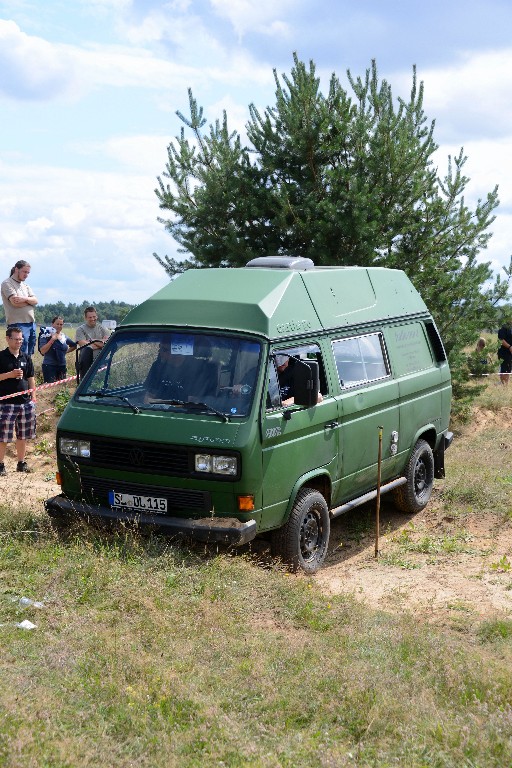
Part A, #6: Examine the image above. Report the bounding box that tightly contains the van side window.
[425,321,447,362]
[267,343,327,409]
[333,333,389,388]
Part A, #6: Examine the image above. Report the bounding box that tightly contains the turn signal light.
[56,472,62,486]
[237,495,255,511]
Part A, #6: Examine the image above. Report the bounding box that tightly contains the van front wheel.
[271,488,330,574]
[394,439,434,514]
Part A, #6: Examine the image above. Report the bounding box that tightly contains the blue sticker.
[230,407,238,414]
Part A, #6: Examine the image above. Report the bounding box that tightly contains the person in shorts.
[0,327,36,475]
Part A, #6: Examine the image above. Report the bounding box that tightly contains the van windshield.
[76,331,261,418]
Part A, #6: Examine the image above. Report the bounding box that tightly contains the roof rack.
[245,256,315,270]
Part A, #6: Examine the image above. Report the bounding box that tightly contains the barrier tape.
[0,374,77,402]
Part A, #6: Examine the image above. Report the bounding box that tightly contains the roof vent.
[245,256,315,271]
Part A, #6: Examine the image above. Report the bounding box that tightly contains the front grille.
[80,476,211,513]
[89,437,190,475]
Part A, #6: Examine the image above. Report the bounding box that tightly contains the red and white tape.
[0,374,77,402]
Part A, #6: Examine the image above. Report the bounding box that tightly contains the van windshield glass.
[76,331,261,418]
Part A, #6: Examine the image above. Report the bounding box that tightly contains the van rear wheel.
[271,488,330,574]
[394,439,434,514]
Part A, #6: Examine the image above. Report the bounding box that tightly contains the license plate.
[109,491,168,513]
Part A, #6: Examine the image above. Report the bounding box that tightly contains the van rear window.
[387,322,435,376]
[332,333,389,388]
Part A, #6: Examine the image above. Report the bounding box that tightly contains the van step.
[330,477,407,518]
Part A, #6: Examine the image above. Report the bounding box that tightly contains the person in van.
[143,339,217,403]
[275,353,323,406]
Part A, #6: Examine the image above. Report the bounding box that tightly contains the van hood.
[58,402,244,448]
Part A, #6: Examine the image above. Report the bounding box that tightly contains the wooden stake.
[375,426,383,558]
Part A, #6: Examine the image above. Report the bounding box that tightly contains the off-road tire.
[271,487,330,574]
[394,439,434,514]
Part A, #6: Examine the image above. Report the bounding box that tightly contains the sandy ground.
[316,499,512,626]
[1,386,511,627]
[0,385,63,500]
[316,408,512,626]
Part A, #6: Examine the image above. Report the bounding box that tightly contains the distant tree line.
[0,300,135,325]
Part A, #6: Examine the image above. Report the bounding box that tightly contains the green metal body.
[48,265,452,542]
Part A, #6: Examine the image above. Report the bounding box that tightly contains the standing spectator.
[0,327,36,475]
[498,318,512,385]
[38,316,77,383]
[75,306,110,377]
[1,260,38,356]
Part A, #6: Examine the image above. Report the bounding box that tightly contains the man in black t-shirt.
[144,343,216,403]
[275,354,296,405]
[498,319,512,385]
[0,327,36,475]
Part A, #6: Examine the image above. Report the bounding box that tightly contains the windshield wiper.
[150,398,228,422]
[84,390,140,414]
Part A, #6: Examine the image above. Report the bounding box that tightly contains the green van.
[45,257,452,573]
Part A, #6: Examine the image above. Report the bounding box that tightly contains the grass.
[1,367,512,766]
[1,501,512,767]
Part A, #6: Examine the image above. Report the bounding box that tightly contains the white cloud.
[53,203,88,229]
[26,216,54,237]
[209,0,295,39]
[390,49,512,141]
[0,19,76,99]
[0,16,272,107]
[0,159,174,304]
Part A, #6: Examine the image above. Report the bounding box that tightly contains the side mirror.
[293,360,320,407]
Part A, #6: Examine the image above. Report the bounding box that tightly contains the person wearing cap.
[0,326,36,476]
[1,260,38,356]
[274,353,324,406]
[275,354,295,405]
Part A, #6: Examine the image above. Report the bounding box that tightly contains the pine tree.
[154,54,510,362]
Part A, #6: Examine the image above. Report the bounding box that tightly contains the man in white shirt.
[1,261,38,356]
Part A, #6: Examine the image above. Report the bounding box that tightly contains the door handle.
[324,421,338,430]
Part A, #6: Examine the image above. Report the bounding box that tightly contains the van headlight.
[59,438,91,458]
[195,453,238,476]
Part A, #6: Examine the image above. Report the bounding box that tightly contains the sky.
[1,0,512,309]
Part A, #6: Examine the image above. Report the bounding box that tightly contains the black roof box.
[246,256,315,270]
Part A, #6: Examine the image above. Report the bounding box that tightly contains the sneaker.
[0,463,5,477]
[16,461,30,473]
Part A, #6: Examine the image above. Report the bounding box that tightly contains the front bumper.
[44,495,258,546]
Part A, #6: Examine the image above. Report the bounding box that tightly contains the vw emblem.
[129,448,145,466]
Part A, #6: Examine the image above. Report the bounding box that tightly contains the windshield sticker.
[171,334,194,355]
